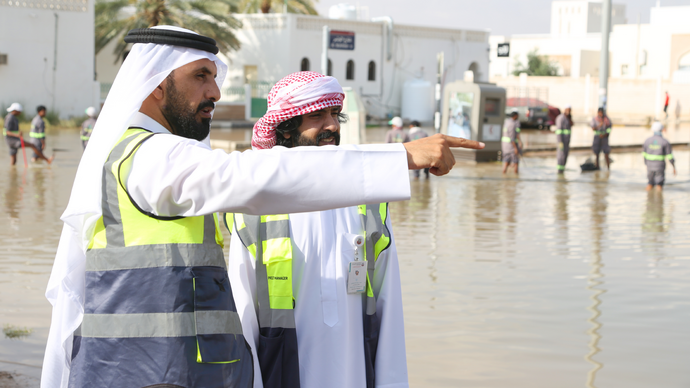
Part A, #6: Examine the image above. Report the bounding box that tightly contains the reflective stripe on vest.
[643,152,673,161]
[555,129,571,135]
[357,204,391,315]
[70,128,253,388]
[30,132,45,138]
[234,213,296,328]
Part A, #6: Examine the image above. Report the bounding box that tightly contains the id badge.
[347,237,367,294]
[347,261,367,294]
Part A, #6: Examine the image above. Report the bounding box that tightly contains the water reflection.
[33,168,46,212]
[5,168,23,222]
[585,180,608,388]
[554,180,570,257]
[585,254,605,388]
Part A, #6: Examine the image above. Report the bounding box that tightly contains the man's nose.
[207,82,221,103]
[324,113,339,129]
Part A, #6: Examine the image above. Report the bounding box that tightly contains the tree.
[236,0,318,14]
[512,49,560,77]
[96,0,243,60]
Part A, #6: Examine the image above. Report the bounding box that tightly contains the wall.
[0,0,97,118]
[491,75,690,122]
[670,34,690,75]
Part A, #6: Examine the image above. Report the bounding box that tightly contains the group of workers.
[3,103,98,165]
[3,103,53,165]
[501,105,675,190]
[41,26,484,388]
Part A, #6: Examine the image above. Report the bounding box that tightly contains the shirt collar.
[129,111,171,134]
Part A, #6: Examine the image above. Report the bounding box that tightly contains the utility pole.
[322,25,330,76]
[598,0,611,110]
[434,52,444,133]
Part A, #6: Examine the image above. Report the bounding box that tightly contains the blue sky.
[314,0,690,35]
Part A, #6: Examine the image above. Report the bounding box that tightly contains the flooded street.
[1,129,690,387]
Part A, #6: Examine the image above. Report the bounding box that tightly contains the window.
[368,61,376,81]
[327,59,332,76]
[346,60,355,80]
[621,64,629,76]
[679,51,690,71]
[300,57,310,71]
[639,64,648,76]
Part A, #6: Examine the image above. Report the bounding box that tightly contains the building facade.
[490,1,690,84]
[224,14,489,121]
[96,13,490,123]
[0,0,98,118]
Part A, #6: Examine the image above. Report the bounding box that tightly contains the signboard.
[330,30,355,50]
[482,124,501,141]
[497,43,510,57]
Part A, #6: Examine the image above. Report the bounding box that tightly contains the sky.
[314,0,690,36]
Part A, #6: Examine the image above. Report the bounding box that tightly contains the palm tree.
[96,0,243,60]
[236,0,318,15]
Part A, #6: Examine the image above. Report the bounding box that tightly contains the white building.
[491,1,626,79]
[96,12,490,123]
[223,13,489,120]
[490,1,690,83]
[0,0,98,118]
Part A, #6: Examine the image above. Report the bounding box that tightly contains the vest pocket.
[192,267,242,363]
[258,327,301,388]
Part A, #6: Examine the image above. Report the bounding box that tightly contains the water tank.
[401,78,434,123]
[329,4,357,20]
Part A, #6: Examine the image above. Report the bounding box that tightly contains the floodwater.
[1,129,689,387]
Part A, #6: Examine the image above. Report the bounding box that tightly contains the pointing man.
[42,26,484,388]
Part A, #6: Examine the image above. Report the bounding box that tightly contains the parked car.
[505,98,560,130]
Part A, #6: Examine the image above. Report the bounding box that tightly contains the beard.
[294,130,340,147]
[161,77,214,141]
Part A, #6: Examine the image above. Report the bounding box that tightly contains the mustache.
[316,130,339,142]
[196,100,215,113]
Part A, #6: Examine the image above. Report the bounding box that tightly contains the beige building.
[490,1,690,83]
[489,1,690,121]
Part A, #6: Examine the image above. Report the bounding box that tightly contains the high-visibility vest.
[231,203,391,388]
[69,128,253,388]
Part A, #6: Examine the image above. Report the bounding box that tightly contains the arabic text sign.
[330,30,355,50]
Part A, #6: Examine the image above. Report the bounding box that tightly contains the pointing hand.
[403,134,485,176]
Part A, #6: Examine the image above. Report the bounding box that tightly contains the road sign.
[497,43,510,57]
[330,30,355,50]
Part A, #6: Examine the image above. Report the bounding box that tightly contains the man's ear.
[151,82,165,101]
[283,131,291,139]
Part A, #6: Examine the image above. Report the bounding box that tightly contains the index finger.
[442,135,485,150]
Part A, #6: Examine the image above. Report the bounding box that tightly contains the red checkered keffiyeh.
[252,71,345,150]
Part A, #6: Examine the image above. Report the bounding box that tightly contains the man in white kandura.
[228,71,408,388]
[41,27,483,388]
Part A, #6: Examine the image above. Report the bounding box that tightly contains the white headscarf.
[41,26,227,387]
